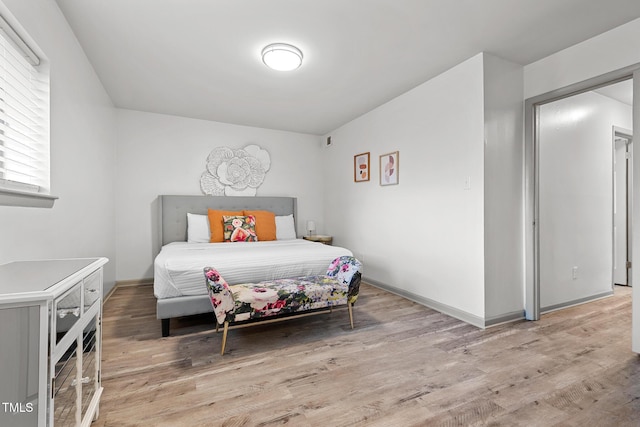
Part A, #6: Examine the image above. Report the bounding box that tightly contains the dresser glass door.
[53,344,78,426]
[81,315,99,422]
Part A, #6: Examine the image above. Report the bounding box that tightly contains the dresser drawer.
[83,270,101,312]
[54,282,82,343]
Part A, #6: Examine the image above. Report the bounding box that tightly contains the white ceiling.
[55,0,640,135]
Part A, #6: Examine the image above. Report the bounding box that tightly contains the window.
[0,11,52,207]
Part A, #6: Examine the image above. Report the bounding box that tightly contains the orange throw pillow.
[243,210,276,241]
[208,209,243,242]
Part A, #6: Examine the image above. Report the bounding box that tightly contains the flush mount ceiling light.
[261,43,303,71]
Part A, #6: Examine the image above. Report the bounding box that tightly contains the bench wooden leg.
[221,321,229,355]
[215,322,219,333]
[348,303,354,329]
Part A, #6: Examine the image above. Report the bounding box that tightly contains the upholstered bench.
[204,256,362,354]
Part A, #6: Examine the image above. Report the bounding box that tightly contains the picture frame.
[354,152,370,182]
[380,151,399,186]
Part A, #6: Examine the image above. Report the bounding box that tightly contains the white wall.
[0,0,117,294]
[323,54,486,320]
[525,18,640,99]
[539,92,632,308]
[483,54,525,321]
[115,109,323,281]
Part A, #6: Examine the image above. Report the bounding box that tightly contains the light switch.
[464,176,471,190]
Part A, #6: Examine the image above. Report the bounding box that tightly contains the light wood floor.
[94,283,640,426]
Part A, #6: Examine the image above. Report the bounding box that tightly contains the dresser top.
[0,258,108,300]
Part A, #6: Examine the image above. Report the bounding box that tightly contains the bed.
[154,195,353,336]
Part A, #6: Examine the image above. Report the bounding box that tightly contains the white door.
[614,132,632,286]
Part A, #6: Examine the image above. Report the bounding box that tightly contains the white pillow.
[275,214,297,240]
[187,213,210,243]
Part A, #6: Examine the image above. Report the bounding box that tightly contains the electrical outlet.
[572,266,578,280]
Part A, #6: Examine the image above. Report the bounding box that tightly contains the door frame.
[524,64,639,321]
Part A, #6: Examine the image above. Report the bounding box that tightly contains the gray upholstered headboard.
[158,195,297,246]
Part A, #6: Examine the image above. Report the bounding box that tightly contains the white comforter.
[154,239,353,299]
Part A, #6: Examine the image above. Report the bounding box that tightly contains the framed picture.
[354,152,370,182]
[380,151,399,186]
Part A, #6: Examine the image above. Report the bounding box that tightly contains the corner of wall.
[482,54,526,320]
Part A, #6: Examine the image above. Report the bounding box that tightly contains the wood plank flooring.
[94,283,640,426]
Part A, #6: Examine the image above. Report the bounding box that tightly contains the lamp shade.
[262,43,303,71]
[306,220,316,233]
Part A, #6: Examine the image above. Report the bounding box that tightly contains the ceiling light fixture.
[261,43,303,71]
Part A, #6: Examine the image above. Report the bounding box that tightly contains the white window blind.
[0,14,49,194]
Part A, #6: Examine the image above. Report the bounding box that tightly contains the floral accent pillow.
[222,215,258,242]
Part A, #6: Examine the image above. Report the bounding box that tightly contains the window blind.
[0,15,49,194]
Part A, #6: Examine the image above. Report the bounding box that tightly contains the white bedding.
[154,239,353,299]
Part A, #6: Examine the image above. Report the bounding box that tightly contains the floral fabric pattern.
[222,215,257,242]
[204,256,363,324]
[204,267,236,324]
[326,256,362,304]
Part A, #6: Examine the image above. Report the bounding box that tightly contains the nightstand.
[303,235,333,245]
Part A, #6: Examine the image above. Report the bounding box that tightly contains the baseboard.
[103,285,117,304]
[115,278,154,287]
[364,277,486,329]
[103,278,154,304]
[484,310,526,327]
[541,290,614,314]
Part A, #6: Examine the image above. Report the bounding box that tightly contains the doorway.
[525,67,639,323]
[535,81,633,312]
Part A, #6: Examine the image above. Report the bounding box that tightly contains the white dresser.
[0,257,108,427]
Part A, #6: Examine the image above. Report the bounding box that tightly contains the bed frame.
[156,195,297,336]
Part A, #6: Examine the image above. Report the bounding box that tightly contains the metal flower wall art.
[200,144,271,196]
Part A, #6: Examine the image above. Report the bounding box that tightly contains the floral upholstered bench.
[204,256,363,355]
